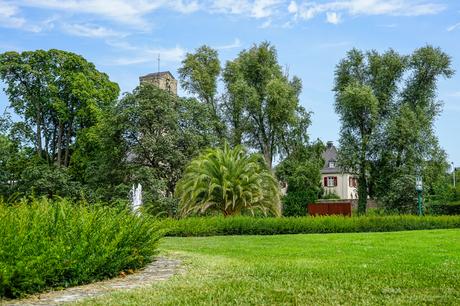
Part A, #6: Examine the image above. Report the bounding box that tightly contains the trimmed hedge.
[0,198,163,299]
[160,215,460,237]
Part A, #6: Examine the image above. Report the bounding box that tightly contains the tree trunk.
[357,139,368,214]
[36,114,42,157]
[64,124,71,167]
[57,122,64,167]
[357,171,368,215]
[263,145,272,170]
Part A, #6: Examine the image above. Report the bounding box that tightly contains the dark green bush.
[0,198,163,299]
[282,191,317,217]
[160,215,460,237]
[426,201,460,215]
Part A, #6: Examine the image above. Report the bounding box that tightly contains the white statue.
[130,183,143,215]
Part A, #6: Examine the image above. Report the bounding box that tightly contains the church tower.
[139,71,178,95]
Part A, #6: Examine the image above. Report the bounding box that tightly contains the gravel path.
[3,257,182,305]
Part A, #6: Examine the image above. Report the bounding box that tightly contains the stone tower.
[139,71,177,95]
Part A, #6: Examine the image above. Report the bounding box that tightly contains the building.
[139,71,177,95]
[321,141,358,200]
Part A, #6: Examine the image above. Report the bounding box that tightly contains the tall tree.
[109,83,216,216]
[334,46,453,213]
[223,42,305,168]
[0,49,119,167]
[178,46,224,140]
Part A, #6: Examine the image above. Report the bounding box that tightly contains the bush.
[0,198,163,299]
[282,191,317,217]
[426,201,460,215]
[159,215,460,237]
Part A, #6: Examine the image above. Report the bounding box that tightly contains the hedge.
[426,201,460,215]
[0,198,163,299]
[159,215,460,237]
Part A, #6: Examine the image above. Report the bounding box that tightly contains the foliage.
[275,141,324,216]
[281,190,316,217]
[426,201,460,215]
[321,192,341,200]
[223,42,308,168]
[159,215,460,237]
[334,46,453,214]
[0,49,119,166]
[175,143,281,217]
[178,45,224,139]
[0,49,119,200]
[104,84,216,215]
[0,198,163,298]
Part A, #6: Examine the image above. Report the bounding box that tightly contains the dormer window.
[328,161,335,168]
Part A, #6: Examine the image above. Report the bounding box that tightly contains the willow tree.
[175,143,281,217]
[223,42,307,168]
[334,46,453,213]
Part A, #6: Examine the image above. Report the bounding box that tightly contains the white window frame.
[327,176,336,187]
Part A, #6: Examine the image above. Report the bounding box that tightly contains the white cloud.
[326,11,341,24]
[259,19,272,28]
[447,22,460,32]
[0,2,26,28]
[288,1,298,14]
[215,38,242,50]
[211,0,282,18]
[292,0,445,23]
[251,0,281,18]
[17,0,199,28]
[63,23,127,38]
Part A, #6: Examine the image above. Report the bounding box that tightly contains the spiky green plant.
[175,144,281,217]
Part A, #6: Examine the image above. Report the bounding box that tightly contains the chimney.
[327,141,334,149]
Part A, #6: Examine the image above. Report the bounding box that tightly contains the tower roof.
[139,71,176,80]
[321,141,341,174]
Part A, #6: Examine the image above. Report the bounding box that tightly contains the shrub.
[175,143,281,217]
[426,201,460,215]
[159,215,460,237]
[0,198,163,299]
[282,190,317,217]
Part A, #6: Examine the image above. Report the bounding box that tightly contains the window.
[324,176,337,187]
[349,177,358,188]
[328,161,335,168]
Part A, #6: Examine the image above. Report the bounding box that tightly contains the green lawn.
[81,229,460,305]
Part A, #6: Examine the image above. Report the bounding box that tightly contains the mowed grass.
[81,229,460,305]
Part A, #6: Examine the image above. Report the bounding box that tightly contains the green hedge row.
[426,201,460,215]
[160,215,460,237]
[0,199,163,299]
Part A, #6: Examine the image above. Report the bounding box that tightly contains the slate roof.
[321,141,342,174]
[139,71,176,80]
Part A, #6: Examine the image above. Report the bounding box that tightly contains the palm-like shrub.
[175,144,281,217]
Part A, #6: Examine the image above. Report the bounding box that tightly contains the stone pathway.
[3,257,182,306]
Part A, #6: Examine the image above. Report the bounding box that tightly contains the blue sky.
[0,0,459,167]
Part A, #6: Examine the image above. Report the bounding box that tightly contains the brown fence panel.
[308,202,352,217]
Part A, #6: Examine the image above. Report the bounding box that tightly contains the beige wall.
[321,173,358,200]
[140,75,177,95]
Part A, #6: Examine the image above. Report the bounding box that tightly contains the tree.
[334,46,453,213]
[0,49,119,167]
[335,84,379,214]
[175,143,281,217]
[88,83,217,216]
[275,141,324,216]
[223,42,305,168]
[178,46,224,140]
